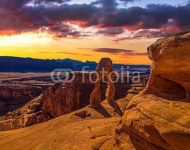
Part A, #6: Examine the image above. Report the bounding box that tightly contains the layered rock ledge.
[115,31,190,150]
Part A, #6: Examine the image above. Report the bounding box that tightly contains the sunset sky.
[0,0,189,64]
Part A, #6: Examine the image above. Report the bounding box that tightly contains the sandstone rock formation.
[115,31,190,150]
[89,58,123,116]
[0,85,43,115]
[0,73,94,131]
[145,31,190,100]
[0,71,132,131]
[0,95,48,131]
[90,58,115,108]
[126,84,145,100]
[0,98,130,150]
[41,72,94,117]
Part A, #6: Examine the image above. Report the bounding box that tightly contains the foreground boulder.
[115,31,190,150]
[146,31,190,100]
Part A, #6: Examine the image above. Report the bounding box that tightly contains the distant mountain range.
[0,56,150,74]
[0,56,74,72]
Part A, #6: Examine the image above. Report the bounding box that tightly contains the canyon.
[0,71,144,131]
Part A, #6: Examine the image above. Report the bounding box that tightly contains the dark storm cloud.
[91,0,118,11]
[49,24,71,33]
[0,0,190,37]
[119,0,136,2]
[86,3,190,32]
[92,48,147,56]
[96,28,124,36]
[0,0,31,9]
[0,2,98,35]
[119,0,139,4]
[135,29,169,38]
[93,48,133,53]
[35,0,71,4]
[0,0,70,9]
[113,29,169,42]
[48,23,73,38]
[88,4,175,30]
[47,23,90,38]
[0,0,45,34]
[19,3,98,27]
[91,0,137,10]
[44,4,99,22]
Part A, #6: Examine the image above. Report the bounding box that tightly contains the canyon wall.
[0,85,43,115]
[0,72,133,131]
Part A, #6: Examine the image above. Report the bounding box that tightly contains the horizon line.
[0,55,151,66]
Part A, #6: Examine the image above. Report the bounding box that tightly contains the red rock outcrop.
[115,31,190,150]
[145,31,190,100]
[41,59,131,119]
[0,85,43,114]
[90,58,115,107]
[0,73,94,131]
[41,72,94,117]
[0,95,48,131]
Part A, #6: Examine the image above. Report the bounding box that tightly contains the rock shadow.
[90,104,112,118]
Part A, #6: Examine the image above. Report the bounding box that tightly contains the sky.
[0,0,190,64]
